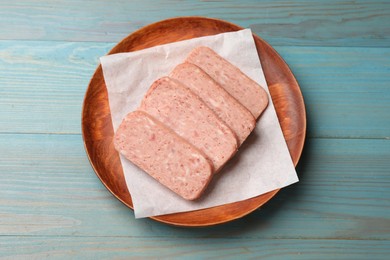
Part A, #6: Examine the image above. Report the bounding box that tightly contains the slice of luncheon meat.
[140,77,238,173]
[185,46,269,119]
[170,62,256,145]
[113,110,213,200]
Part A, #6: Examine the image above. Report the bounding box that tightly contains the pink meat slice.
[113,110,213,200]
[185,46,269,119]
[140,77,238,173]
[170,62,256,145]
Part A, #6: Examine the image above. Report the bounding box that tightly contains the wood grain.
[1,41,389,138]
[1,133,389,239]
[1,0,389,257]
[276,46,390,138]
[0,0,388,47]
[1,237,389,259]
[82,17,305,226]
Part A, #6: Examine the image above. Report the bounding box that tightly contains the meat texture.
[114,110,213,200]
[170,62,256,145]
[185,46,269,119]
[140,77,238,172]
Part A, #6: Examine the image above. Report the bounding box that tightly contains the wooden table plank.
[275,46,390,139]
[0,1,388,46]
[1,237,389,259]
[0,41,113,134]
[1,41,389,138]
[1,134,389,239]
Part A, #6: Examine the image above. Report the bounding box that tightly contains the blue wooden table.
[1,1,389,258]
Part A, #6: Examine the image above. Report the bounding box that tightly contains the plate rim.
[81,16,306,227]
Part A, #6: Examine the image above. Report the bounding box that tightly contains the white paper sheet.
[100,29,299,218]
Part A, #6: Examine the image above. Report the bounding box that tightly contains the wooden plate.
[82,17,306,227]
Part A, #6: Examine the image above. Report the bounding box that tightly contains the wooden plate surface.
[82,17,306,227]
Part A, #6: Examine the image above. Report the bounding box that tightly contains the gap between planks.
[0,132,388,141]
[0,234,388,241]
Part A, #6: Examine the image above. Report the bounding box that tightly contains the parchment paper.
[100,29,299,218]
